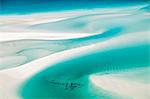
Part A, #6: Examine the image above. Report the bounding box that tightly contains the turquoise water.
[1,0,149,14]
[20,44,149,99]
[0,0,150,99]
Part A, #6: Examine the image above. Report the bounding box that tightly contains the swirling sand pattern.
[0,0,150,99]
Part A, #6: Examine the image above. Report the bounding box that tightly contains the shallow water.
[0,0,150,99]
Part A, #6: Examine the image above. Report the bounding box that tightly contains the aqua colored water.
[0,0,150,99]
[1,0,149,14]
[20,44,149,99]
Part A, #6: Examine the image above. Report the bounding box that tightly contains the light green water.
[19,44,149,99]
